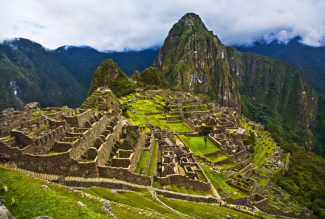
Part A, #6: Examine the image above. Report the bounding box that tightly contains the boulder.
[0,203,15,219]
[77,201,86,208]
[42,185,50,190]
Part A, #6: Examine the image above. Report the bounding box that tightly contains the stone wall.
[129,132,147,172]
[166,116,182,121]
[225,196,248,206]
[268,206,316,219]
[0,141,98,177]
[98,166,152,186]
[96,140,113,166]
[22,124,71,155]
[10,130,33,147]
[251,193,268,212]
[204,151,222,157]
[156,189,217,203]
[69,115,108,160]
[154,174,211,192]
[235,150,249,161]
[62,178,144,190]
[62,109,93,128]
[145,134,156,175]
[208,134,222,147]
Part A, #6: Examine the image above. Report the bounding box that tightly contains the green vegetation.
[135,151,150,174]
[200,164,248,200]
[133,66,167,89]
[276,143,325,218]
[0,165,154,219]
[158,197,256,219]
[199,126,213,147]
[179,135,220,155]
[228,46,317,147]
[313,95,325,158]
[148,142,159,175]
[197,171,208,182]
[83,187,183,218]
[235,36,325,96]
[153,182,211,196]
[215,162,237,170]
[179,135,223,163]
[127,100,191,132]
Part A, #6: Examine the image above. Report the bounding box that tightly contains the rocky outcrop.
[0,203,15,219]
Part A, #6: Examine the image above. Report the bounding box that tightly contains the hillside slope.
[0,39,84,110]
[235,37,325,95]
[227,47,318,144]
[0,38,158,110]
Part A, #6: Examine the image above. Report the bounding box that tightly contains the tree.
[163,102,171,114]
[119,103,131,117]
[199,126,213,147]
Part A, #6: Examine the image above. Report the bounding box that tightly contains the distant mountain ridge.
[0,38,158,110]
[234,36,325,95]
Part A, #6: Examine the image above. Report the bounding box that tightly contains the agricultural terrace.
[127,100,191,132]
[200,164,248,200]
[240,119,277,168]
[178,135,229,164]
[158,197,257,219]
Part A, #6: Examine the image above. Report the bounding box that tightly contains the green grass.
[153,182,211,196]
[209,155,229,163]
[148,142,159,175]
[179,135,223,163]
[215,162,237,170]
[158,197,257,219]
[135,150,150,174]
[0,166,153,219]
[197,171,208,182]
[127,100,191,132]
[83,187,183,218]
[200,164,248,200]
[179,136,220,155]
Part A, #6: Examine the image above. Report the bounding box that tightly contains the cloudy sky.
[0,0,324,51]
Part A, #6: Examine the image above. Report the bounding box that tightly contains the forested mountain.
[153,13,317,147]
[235,37,325,95]
[0,38,158,110]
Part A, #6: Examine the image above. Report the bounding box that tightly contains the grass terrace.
[158,197,257,219]
[179,135,224,163]
[0,165,155,219]
[240,119,277,168]
[83,187,183,219]
[127,100,191,132]
[135,150,150,174]
[152,182,211,196]
[197,171,208,182]
[148,142,159,175]
[200,164,248,200]
[215,162,237,170]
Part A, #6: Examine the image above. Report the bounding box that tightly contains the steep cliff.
[153,13,241,110]
[227,47,318,144]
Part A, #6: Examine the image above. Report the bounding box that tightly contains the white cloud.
[0,0,324,51]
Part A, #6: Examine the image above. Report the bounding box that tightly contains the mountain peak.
[154,13,240,109]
